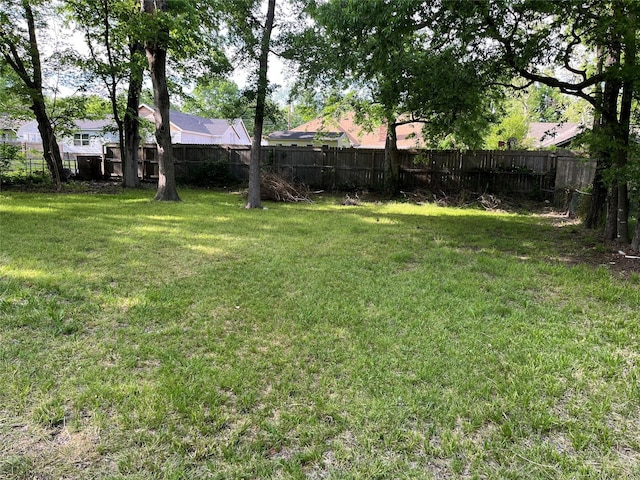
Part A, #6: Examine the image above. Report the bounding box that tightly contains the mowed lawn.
[1,188,639,479]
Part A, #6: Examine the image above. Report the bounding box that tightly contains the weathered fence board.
[555,156,597,190]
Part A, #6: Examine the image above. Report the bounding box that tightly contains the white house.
[0,117,21,145]
[138,104,251,145]
[17,118,116,161]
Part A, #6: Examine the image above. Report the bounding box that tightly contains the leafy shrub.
[0,143,21,172]
[178,161,238,188]
[0,145,52,187]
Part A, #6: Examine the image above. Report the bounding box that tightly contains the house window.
[74,133,90,146]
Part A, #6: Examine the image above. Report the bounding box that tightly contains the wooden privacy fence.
[102,144,597,196]
[263,147,388,190]
[399,150,570,194]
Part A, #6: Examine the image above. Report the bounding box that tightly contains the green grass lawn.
[1,188,639,479]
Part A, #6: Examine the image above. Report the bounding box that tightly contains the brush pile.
[478,193,502,210]
[260,172,314,203]
[400,188,504,210]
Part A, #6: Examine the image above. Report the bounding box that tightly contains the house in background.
[287,112,427,149]
[17,106,251,156]
[266,130,351,148]
[0,117,21,145]
[17,118,116,161]
[138,104,251,146]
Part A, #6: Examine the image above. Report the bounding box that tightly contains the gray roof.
[16,120,39,135]
[169,110,236,136]
[268,131,345,141]
[74,118,113,131]
[17,118,112,136]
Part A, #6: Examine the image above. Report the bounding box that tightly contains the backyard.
[1,188,639,479]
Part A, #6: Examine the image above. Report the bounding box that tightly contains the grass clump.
[1,189,639,479]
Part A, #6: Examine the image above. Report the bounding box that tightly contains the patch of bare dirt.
[599,251,640,276]
[0,413,104,479]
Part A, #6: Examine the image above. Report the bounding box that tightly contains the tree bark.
[383,120,400,194]
[604,184,618,241]
[587,45,621,235]
[123,42,144,188]
[584,166,607,229]
[245,0,276,209]
[631,202,640,251]
[584,49,606,230]
[614,10,636,244]
[615,178,629,243]
[31,99,66,187]
[143,0,180,201]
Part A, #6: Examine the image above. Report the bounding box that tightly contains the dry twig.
[260,172,314,203]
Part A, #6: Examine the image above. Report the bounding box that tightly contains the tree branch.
[482,10,599,107]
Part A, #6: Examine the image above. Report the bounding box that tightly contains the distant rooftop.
[268,131,345,141]
[527,122,583,148]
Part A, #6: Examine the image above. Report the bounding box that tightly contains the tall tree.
[64,0,145,188]
[224,0,278,208]
[246,0,276,209]
[141,0,179,201]
[0,0,68,187]
[68,0,229,191]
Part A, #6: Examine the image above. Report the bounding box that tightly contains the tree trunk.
[586,45,621,236]
[143,0,180,201]
[383,121,400,195]
[245,0,276,209]
[614,12,636,244]
[31,100,66,187]
[604,184,617,241]
[123,42,144,188]
[631,200,640,252]
[584,50,606,230]
[585,167,607,229]
[616,179,629,244]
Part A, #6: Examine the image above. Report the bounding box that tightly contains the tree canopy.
[285,0,505,191]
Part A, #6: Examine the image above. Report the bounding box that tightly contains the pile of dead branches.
[478,193,502,210]
[341,193,361,206]
[260,172,314,203]
[400,188,504,210]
